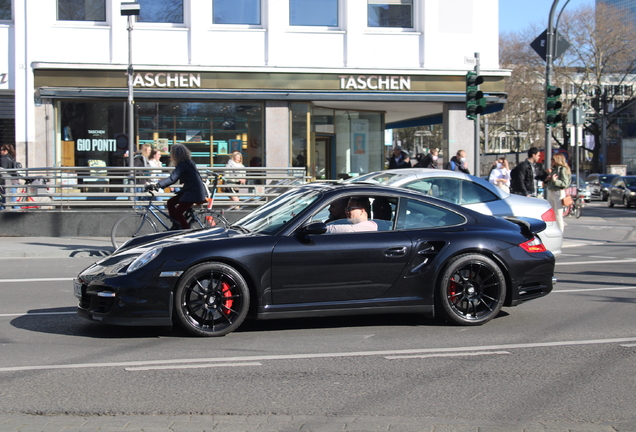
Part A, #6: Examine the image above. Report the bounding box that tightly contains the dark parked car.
[585,173,619,201]
[607,175,636,208]
[74,183,555,337]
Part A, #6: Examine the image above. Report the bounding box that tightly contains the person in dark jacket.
[0,144,19,209]
[510,147,550,197]
[149,144,207,230]
[388,146,410,169]
[414,149,439,168]
[446,149,470,174]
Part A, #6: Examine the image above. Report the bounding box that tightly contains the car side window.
[403,178,459,204]
[460,180,498,204]
[396,198,465,230]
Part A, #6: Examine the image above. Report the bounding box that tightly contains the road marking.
[0,311,75,317]
[556,258,636,266]
[385,351,510,360]
[620,344,636,347]
[0,278,74,283]
[125,362,262,371]
[553,286,636,293]
[1,337,635,373]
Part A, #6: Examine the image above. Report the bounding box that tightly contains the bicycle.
[562,186,584,219]
[110,171,228,249]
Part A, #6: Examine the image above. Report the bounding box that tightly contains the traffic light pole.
[544,0,560,172]
[474,52,480,176]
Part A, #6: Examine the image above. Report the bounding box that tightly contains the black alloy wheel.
[624,196,632,208]
[437,254,506,326]
[608,196,614,207]
[175,262,250,337]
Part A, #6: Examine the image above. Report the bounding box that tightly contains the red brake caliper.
[221,282,233,315]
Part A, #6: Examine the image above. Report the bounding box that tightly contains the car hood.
[115,226,241,254]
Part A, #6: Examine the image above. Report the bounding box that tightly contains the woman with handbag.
[225,151,246,203]
[545,153,572,233]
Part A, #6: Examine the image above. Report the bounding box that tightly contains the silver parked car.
[348,169,563,254]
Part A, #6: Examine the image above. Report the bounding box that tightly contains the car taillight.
[541,208,556,222]
[520,237,547,253]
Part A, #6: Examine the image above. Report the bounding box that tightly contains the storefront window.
[291,103,312,173]
[0,0,11,20]
[59,101,127,167]
[367,0,412,28]
[290,0,338,27]
[57,0,105,21]
[335,110,384,177]
[213,0,260,25]
[136,101,263,168]
[137,0,183,23]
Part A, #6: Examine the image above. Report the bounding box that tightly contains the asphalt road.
[0,200,635,431]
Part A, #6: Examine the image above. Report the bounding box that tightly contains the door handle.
[384,247,406,257]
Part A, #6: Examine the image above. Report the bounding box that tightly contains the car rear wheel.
[174,262,250,337]
[437,254,506,326]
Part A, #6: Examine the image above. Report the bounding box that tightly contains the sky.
[499,0,596,34]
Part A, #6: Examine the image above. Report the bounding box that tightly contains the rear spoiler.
[503,217,547,238]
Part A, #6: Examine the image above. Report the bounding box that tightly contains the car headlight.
[127,247,163,273]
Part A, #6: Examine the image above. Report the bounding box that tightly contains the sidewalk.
[0,413,628,432]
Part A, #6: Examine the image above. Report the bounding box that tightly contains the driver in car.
[326,197,377,233]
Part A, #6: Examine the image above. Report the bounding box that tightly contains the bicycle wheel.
[111,214,158,249]
[574,199,583,218]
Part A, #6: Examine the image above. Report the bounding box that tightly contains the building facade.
[1,0,505,179]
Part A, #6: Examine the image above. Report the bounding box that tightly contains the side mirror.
[299,222,327,235]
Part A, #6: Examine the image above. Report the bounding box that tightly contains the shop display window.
[213,0,260,25]
[136,102,263,168]
[57,0,105,21]
[290,0,338,27]
[136,0,183,23]
[367,0,413,28]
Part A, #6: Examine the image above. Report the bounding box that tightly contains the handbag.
[562,195,573,207]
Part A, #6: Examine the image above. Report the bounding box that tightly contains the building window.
[0,0,11,20]
[368,0,413,28]
[137,0,183,23]
[213,0,260,25]
[290,0,338,27]
[57,0,105,21]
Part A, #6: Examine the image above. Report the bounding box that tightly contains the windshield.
[348,172,411,185]
[625,178,636,187]
[233,187,322,235]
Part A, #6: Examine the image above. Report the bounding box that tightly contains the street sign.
[530,29,571,62]
[567,107,586,125]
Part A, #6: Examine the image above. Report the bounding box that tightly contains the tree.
[496,3,636,172]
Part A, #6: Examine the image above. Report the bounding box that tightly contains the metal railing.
[0,166,309,211]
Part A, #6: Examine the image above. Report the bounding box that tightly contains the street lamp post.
[121,2,140,168]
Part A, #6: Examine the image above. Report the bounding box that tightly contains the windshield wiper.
[230,224,252,234]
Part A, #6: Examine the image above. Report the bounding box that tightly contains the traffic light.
[466,71,485,119]
[546,85,563,126]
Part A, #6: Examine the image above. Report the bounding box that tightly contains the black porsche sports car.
[74,183,555,337]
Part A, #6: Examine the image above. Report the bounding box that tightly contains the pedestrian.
[488,157,511,193]
[446,149,470,174]
[148,148,166,207]
[0,144,20,209]
[388,146,410,169]
[149,143,207,230]
[413,149,439,169]
[225,151,246,203]
[545,153,571,233]
[510,147,551,197]
[134,144,152,204]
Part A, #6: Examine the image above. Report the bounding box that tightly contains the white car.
[349,169,563,254]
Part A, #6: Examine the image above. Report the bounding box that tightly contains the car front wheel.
[437,254,506,326]
[174,262,250,337]
[624,196,632,209]
[608,196,614,207]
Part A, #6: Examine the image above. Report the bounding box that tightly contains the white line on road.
[556,258,636,266]
[0,311,75,317]
[1,337,635,373]
[385,351,510,360]
[125,362,262,371]
[620,344,636,347]
[552,286,636,293]
[0,278,74,283]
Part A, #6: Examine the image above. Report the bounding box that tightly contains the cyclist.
[146,143,207,230]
